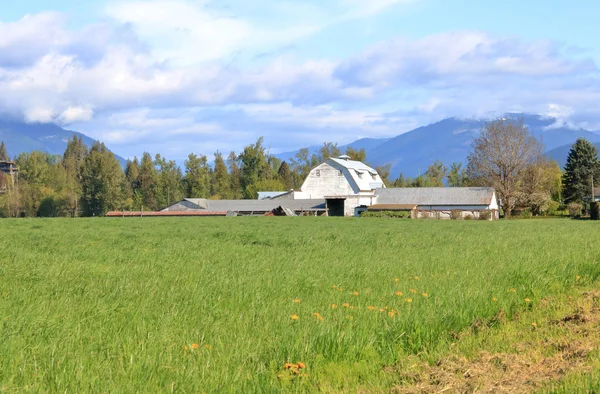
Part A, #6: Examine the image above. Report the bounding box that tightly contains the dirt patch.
[390,293,600,393]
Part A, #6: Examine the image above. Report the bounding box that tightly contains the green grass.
[1,218,600,392]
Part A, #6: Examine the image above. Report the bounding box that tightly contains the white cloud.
[0,7,599,160]
[59,106,94,123]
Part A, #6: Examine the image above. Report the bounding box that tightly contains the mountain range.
[1,114,599,177]
[0,119,126,165]
[276,114,600,178]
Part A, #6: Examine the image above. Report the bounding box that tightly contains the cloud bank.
[0,0,598,159]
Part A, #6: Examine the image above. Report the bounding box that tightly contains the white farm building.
[293,155,385,216]
[110,155,499,219]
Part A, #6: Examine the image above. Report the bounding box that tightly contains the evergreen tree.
[63,136,88,216]
[227,151,243,199]
[562,138,600,203]
[0,141,8,161]
[278,161,294,190]
[80,142,126,216]
[211,151,230,198]
[138,152,158,210]
[125,157,140,192]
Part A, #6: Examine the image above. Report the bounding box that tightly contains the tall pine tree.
[278,161,294,190]
[562,138,600,203]
[0,141,8,161]
[138,152,158,210]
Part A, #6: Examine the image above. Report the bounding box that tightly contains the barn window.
[316,170,321,177]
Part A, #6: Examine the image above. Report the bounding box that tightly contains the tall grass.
[0,218,599,392]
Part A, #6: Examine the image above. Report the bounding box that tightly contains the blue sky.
[1,0,599,159]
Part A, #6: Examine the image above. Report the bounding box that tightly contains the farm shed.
[371,187,499,220]
[161,198,328,216]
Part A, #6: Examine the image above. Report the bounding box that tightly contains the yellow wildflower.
[525,298,531,303]
[313,312,323,321]
[292,299,301,303]
[422,293,428,297]
[394,278,399,282]
[406,298,413,303]
[331,304,338,309]
[191,343,199,350]
[204,344,213,350]
[396,291,403,296]
[409,289,417,293]
[343,303,350,308]
[508,288,516,293]
[291,314,299,321]
[353,291,359,296]
[492,297,497,302]
[531,322,537,328]
[414,276,420,280]
[367,306,376,311]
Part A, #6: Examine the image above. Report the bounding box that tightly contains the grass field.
[1,217,600,392]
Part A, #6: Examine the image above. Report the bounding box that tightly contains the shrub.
[479,210,491,220]
[568,202,583,219]
[519,208,532,219]
[450,210,462,220]
[464,214,473,220]
[591,202,600,220]
[361,210,411,219]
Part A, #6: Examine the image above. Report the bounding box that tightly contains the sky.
[1,0,599,160]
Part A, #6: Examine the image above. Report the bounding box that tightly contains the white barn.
[292,155,385,216]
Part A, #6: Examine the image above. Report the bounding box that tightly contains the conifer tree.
[562,138,600,203]
[0,141,8,161]
[227,151,242,199]
[278,161,294,190]
[138,152,158,210]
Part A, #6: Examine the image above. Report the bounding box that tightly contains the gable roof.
[375,187,496,206]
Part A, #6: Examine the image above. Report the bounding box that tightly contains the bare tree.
[466,117,543,217]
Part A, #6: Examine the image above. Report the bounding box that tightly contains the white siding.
[299,162,356,198]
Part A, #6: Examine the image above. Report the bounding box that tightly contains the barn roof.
[169,198,326,212]
[106,211,227,217]
[327,157,384,191]
[375,187,496,206]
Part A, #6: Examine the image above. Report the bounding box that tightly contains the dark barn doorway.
[326,198,346,217]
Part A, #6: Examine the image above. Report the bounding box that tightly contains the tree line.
[0,138,384,217]
[0,117,598,218]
